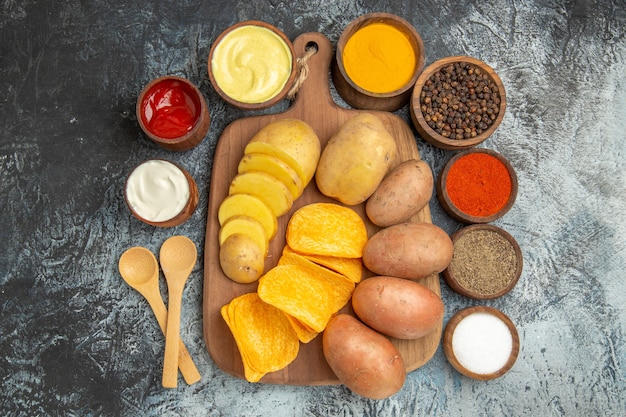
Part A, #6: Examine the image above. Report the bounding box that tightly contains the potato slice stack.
[218,119,321,284]
[221,203,368,382]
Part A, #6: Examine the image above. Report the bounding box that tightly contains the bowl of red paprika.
[437,148,518,223]
[136,75,210,151]
[410,56,506,150]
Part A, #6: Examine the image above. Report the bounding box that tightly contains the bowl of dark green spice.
[443,224,522,299]
[410,56,506,150]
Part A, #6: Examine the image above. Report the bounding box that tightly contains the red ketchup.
[140,79,201,139]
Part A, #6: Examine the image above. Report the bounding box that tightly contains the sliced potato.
[229,171,294,217]
[238,153,304,200]
[218,193,277,240]
[246,118,321,185]
[244,141,306,185]
[219,215,269,255]
[219,233,265,284]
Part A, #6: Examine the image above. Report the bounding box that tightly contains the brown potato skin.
[219,233,265,284]
[315,113,397,206]
[352,276,444,339]
[366,159,433,227]
[362,222,453,280]
[322,314,406,399]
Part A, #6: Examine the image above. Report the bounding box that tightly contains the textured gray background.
[1,0,625,416]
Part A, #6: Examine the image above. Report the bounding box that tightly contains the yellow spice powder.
[342,23,416,93]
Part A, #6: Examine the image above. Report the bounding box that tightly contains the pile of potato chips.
[221,203,367,382]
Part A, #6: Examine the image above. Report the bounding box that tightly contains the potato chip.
[257,264,336,333]
[221,293,299,382]
[282,245,363,283]
[286,203,368,258]
[284,314,319,343]
[277,251,355,313]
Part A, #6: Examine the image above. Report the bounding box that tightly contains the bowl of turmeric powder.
[410,56,506,150]
[437,148,518,224]
[333,13,425,112]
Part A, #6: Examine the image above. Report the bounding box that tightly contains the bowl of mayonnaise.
[208,21,297,110]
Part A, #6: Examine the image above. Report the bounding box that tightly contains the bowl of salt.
[443,306,519,380]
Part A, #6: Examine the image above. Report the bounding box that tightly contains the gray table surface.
[1,1,625,416]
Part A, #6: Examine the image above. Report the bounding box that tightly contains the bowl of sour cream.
[124,159,199,227]
[208,21,297,110]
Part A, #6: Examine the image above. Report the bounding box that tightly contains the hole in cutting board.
[305,41,319,54]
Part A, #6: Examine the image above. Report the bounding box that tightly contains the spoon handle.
[163,284,185,388]
[143,288,201,385]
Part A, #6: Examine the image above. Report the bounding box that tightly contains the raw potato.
[363,222,453,280]
[219,215,269,255]
[218,193,277,240]
[366,159,434,227]
[229,171,294,217]
[352,276,444,339]
[238,153,304,199]
[322,314,406,399]
[219,234,265,284]
[316,113,397,205]
[246,118,321,185]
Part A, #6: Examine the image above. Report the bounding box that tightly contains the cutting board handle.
[290,32,342,116]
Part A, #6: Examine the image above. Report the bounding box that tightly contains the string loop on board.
[287,43,318,100]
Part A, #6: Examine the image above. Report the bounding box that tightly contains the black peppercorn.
[419,62,500,140]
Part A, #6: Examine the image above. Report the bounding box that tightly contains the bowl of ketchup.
[136,75,210,151]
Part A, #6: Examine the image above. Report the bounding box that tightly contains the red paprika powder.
[445,152,512,217]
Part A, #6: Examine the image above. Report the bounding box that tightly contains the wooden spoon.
[118,247,201,385]
[159,236,197,388]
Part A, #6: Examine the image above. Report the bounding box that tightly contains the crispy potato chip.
[277,251,355,313]
[286,203,367,258]
[221,293,299,382]
[284,314,319,343]
[283,245,363,283]
[258,264,337,333]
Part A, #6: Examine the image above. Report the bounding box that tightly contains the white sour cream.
[126,160,190,222]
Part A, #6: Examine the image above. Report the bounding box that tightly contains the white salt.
[451,312,512,375]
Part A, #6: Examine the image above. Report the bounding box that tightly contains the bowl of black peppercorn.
[410,56,506,150]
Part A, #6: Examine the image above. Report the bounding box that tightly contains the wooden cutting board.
[203,32,442,385]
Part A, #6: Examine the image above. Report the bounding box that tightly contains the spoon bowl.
[159,236,198,388]
[119,247,159,288]
[118,246,201,385]
[160,235,198,274]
